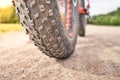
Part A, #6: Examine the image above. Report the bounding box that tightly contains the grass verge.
[0,24,23,34]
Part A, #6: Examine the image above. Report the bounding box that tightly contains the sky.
[0,0,120,15]
[90,0,120,15]
[0,0,12,7]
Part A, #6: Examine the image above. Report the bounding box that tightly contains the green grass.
[88,7,120,26]
[0,24,23,34]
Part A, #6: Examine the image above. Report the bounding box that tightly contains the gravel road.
[0,25,120,80]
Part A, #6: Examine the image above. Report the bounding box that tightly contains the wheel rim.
[58,0,76,38]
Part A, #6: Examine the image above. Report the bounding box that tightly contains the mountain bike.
[12,0,90,59]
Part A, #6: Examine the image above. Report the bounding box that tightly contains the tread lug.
[46,0,51,4]
[30,0,36,8]
[39,5,45,12]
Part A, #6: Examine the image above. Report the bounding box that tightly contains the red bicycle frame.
[78,0,90,15]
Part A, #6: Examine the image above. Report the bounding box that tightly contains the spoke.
[58,0,74,37]
[65,0,72,31]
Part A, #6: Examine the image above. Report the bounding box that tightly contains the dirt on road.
[0,25,120,80]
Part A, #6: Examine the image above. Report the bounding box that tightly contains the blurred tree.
[0,6,19,23]
[87,7,120,26]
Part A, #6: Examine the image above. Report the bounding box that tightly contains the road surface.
[0,25,120,80]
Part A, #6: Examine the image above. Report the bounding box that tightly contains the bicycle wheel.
[13,0,79,59]
[78,0,86,37]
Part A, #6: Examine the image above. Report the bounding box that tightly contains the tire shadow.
[58,35,120,77]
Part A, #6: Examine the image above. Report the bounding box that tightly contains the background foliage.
[0,6,21,33]
[0,5,120,26]
[0,6,19,23]
[88,7,120,26]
